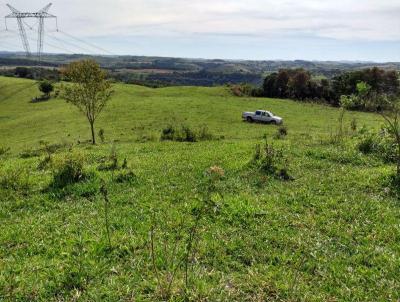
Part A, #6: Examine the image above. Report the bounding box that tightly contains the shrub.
[0,146,10,157]
[160,125,175,141]
[97,144,119,171]
[51,152,86,189]
[161,124,215,142]
[31,95,51,103]
[351,118,357,132]
[357,128,397,163]
[20,148,41,158]
[38,80,54,97]
[275,126,288,139]
[357,133,376,154]
[98,129,105,143]
[0,167,31,192]
[230,84,262,97]
[251,140,292,180]
[198,125,214,141]
[115,169,137,183]
[121,158,128,169]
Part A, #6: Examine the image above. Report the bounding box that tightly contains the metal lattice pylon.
[5,3,57,60]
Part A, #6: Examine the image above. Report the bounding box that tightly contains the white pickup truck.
[242,110,283,124]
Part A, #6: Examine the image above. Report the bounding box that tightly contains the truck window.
[256,111,261,116]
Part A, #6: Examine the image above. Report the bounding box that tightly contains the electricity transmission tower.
[5,3,57,61]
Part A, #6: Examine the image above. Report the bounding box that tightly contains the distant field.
[0,76,399,301]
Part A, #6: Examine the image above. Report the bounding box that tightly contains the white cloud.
[1,0,399,41]
[0,0,399,60]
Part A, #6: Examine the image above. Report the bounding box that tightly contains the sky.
[0,0,399,62]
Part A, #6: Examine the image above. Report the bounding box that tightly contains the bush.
[0,167,31,192]
[51,152,86,189]
[115,169,137,183]
[230,84,263,97]
[198,125,214,141]
[251,140,292,180]
[357,128,397,163]
[275,126,288,139]
[0,146,10,157]
[97,144,119,171]
[38,80,54,96]
[351,118,358,132]
[161,124,215,142]
[20,148,41,159]
[98,129,105,143]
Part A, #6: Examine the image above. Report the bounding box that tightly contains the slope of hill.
[0,77,399,301]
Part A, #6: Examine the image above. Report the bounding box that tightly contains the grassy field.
[0,76,399,301]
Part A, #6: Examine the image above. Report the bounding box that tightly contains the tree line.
[261,67,399,109]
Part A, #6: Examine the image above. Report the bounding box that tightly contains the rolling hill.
[0,76,399,301]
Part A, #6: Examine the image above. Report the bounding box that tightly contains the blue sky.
[1,0,400,61]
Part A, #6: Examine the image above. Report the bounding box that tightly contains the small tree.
[38,80,54,98]
[61,60,113,145]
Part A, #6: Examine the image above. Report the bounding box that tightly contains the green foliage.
[0,146,10,157]
[263,67,399,108]
[61,60,113,144]
[115,169,137,183]
[97,144,119,171]
[275,125,288,139]
[38,80,54,96]
[98,128,105,143]
[0,166,31,192]
[230,84,263,97]
[161,124,214,142]
[1,76,400,301]
[19,148,41,159]
[50,151,86,189]
[251,140,292,180]
[357,128,397,163]
[350,118,358,132]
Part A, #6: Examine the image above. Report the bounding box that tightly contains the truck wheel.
[271,120,277,125]
[247,117,253,123]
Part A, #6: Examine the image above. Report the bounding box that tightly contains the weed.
[20,148,41,159]
[251,140,292,180]
[149,166,224,300]
[100,182,112,249]
[115,169,136,183]
[0,146,10,157]
[0,167,31,192]
[50,152,85,189]
[198,125,214,141]
[121,158,128,169]
[274,125,288,139]
[357,127,397,163]
[60,232,90,292]
[351,118,358,132]
[97,143,119,171]
[161,124,215,142]
[98,128,105,143]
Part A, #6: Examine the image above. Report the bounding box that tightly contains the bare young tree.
[61,60,113,144]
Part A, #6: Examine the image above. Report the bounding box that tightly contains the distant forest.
[1,52,400,88]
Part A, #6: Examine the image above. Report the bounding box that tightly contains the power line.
[57,30,116,56]
[26,35,75,55]
[46,31,97,55]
